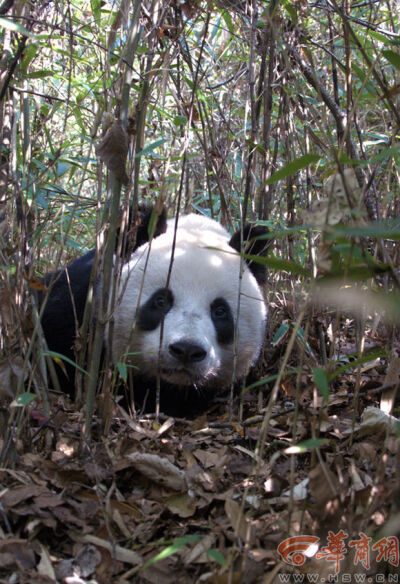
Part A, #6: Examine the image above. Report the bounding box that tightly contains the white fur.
[111,214,267,388]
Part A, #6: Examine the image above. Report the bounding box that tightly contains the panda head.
[111,214,270,390]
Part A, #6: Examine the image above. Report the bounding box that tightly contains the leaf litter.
[0,299,399,583]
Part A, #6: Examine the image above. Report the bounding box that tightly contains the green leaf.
[43,351,88,375]
[283,0,298,23]
[285,438,329,454]
[207,548,227,566]
[265,154,321,185]
[173,115,187,127]
[243,369,302,393]
[312,367,330,402]
[26,70,54,79]
[21,43,38,72]
[56,162,71,177]
[328,350,386,381]
[147,208,163,240]
[246,139,266,154]
[221,10,234,35]
[318,264,390,282]
[13,392,37,406]
[256,225,307,240]
[382,49,400,70]
[272,323,290,346]
[91,0,102,23]
[244,253,311,277]
[116,361,127,382]
[369,144,400,164]
[324,220,400,241]
[296,325,313,355]
[0,17,35,38]
[142,536,200,571]
[35,189,48,210]
[368,30,394,45]
[352,63,376,95]
[133,138,167,159]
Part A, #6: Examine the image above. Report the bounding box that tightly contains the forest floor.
[0,299,399,584]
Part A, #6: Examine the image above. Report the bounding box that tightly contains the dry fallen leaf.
[126,452,186,491]
[96,119,129,185]
[303,198,345,226]
[166,492,197,518]
[0,539,36,571]
[224,499,255,544]
[324,168,361,206]
[308,463,339,510]
[381,356,400,414]
[0,355,24,399]
[69,532,143,566]
[304,168,363,227]
[359,406,400,437]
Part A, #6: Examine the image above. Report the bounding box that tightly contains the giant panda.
[39,208,270,417]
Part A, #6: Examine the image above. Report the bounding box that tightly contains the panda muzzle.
[168,341,207,365]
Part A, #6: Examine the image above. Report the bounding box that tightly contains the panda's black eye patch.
[210,298,234,344]
[137,287,173,331]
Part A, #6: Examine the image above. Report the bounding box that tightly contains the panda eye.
[213,305,227,318]
[151,289,173,312]
[211,299,229,320]
[154,294,167,308]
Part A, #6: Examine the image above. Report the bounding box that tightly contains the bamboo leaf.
[382,49,400,70]
[265,154,321,185]
[133,138,167,159]
[285,438,328,454]
[272,323,290,346]
[324,220,400,240]
[12,392,37,407]
[221,10,234,35]
[244,253,312,277]
[328,350,387,381]
[0,17,35,37]
[44,352,89,376]
[26,70,55,79]
[313,367,330,402]
[116,361,127,382]
[142,536,200,571]
[206,548,227,566]
[91,0,102,23]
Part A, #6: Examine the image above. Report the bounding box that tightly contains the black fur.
[118,202,167,261]
[136,288,174,331]
[37,203,167,397]
[210,298,234,344]
[39,247,95,389]
[229,223,271,285]
[122,375,218,418]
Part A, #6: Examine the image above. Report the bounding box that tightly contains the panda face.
[111,214,267,389]
[134,286,235,386]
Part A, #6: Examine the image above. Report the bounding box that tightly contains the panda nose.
[169,341,207,364]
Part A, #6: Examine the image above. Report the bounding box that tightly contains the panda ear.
[229,224,272,285]
[136,201,167,246]
[117,202,167,260]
